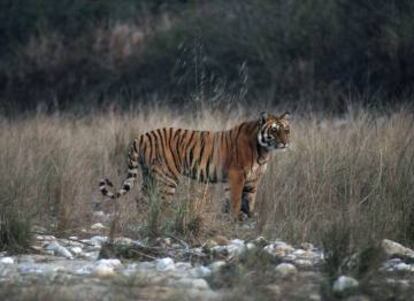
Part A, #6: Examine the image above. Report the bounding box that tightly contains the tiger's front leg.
[241,178,261,218]
[227,169,246,220]
[241,186,258,218]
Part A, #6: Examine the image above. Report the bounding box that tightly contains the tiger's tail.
[99,138,140,199]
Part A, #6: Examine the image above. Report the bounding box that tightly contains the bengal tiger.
[99,112,291,219]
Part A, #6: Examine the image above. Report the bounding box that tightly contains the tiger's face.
[257,112,290,150]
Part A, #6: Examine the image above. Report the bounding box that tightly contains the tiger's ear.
[260,112,268,124]
[280,111,291,121]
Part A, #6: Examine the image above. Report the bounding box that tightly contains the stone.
[0,257,14,264]
[333,276,359,294]
[87,235,108,247]
[175,262,193,271]
[274,263,297,278]
[246,242,256,250]
[264,241,295,257]
[394,262,413,272]
[93,259,122,278]
[253,236,269,247]
[209,261,226,273]
[292,249,306,256]
[175,278,209,290]
[294,259,313,268]
[156,257,175,272]
[45,241,73,259]
[381,239,414,261]
[96,258,122,269]
[189,266,212,278]
[114,237,133,245]
[90,223,106,231]
[94,265,116,277]
[70,247,83,256]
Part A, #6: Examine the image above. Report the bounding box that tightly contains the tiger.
[99,112,291,219]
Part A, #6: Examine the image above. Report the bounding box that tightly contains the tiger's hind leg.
[138,164,179,207]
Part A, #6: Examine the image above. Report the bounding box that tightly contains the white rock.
[246,242,256,250]
[90,223,106,230]
[226,239,247,256]
[275,263,297,277]
[175,278,209,290]
[70,247,83,255]
[87,235,108,246]
[156,257,175,272]
[394,262,413,272]
[36,235,56,241]
[189,266,212,278]
[209,261,226,272]
[191,278,210,290]
[94,265,116,277]
[114,237,133,245]
[46,242,73,259]
[0,257,14,264]
[381,239,414,259]
[294,259,313,267]
[264,241,295,257]
[292,249,306,256]
[175,262,193,271]
[69,236,79,240]
[333,276,359,293]
[96,258,122,269]
[230,239,245,246]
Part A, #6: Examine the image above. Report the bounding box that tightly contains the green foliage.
[1,0,414,112]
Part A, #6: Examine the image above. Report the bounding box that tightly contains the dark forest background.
[1,0,413,114]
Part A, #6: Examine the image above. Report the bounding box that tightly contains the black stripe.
[145,133,153,161]
[149,131,158,161]
[168,128,182,174]
[160,128,178,181]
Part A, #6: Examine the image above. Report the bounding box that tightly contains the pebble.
[46,242,73,259]
[94,265,116,277]
[175,262,193,271]
[93,259,122,278]
[0,257,14,264]
[275,263,298,277]
[87,235,108,246]
[189,266,212,278]
[90,223,106,231]
[96,258,122,268]
[175,278,209,290]
[209,261,226,272]
[333,275,359,294]
[70,246,83,256]
[156,257,175,272]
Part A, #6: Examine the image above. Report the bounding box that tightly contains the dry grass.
[0,106,413,250]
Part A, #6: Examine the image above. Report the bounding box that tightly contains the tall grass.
[257,107,414,246]
[0,106,413,250]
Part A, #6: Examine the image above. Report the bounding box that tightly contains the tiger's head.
[257,111,291,150]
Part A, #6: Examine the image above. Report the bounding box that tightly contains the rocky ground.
[1,222,414,301]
